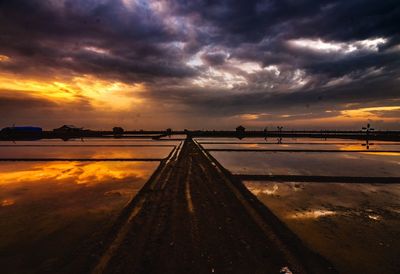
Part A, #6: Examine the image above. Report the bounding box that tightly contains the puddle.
[287,209,337,219]
[202,142,400,151]
[196,137,370,144]
[0,161,158,273]
[0,146,174,159]
[244,181,400,274]
[211,151,400,177]
[0,138,181,146]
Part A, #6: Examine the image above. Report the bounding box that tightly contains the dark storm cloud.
[0,89,105,128]
[171,0,400,75]
[0,0,399,128]
[0,0,197,81]
[1,0,399,79]
[173,0,399,41]
[0,91,57,110]
[201,52,228,66]
[145,71,400,119]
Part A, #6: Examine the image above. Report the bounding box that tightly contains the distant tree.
[113,127,124,135]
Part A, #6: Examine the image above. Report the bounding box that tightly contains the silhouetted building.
[113,127,124,135]
[53,125,83,134]
[236,125,245,134]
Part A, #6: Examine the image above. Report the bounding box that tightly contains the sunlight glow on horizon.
[0,73,146,110]
[1,66,397,128]
[236,105,400,129]
[340,106,400,119]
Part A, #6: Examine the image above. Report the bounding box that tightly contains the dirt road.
[91,139,336,274]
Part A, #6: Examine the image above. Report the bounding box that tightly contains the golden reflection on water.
[363,151,400,156]
[0,146,172,159]
[338,144,400,155]
[0,161,158,272]
[1,199,15,207]
[246,183,279,195]
[0,161,153,186]
[287,209,337,219]
[338,144,367,151]
[240,143,260,149]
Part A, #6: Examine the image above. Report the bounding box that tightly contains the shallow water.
[244,181,400,274]
[0,139,179,159]
[0,138,181,146]
[0,146,174,159]
[1,137,399,273]
[196,137,369,144]
[211,151,400,176]
[202,142,400,151]
[0,161,159,273]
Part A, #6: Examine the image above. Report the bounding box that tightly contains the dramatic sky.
[0,0,399,130]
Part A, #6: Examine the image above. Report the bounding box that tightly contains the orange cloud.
[0,73,146,110]
[0,55,10,62]
[340,106,400,119]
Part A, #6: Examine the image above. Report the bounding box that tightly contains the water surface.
[211,151,400,176]
[202,142,400,151]
[244,181,400,274]
[0,146,173,159]
[0,161,158,273]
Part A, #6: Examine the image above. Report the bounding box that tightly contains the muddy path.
[90,139,336,274]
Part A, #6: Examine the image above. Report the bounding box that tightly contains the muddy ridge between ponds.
[88,139,336,274]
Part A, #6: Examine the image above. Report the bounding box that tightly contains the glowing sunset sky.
[0,0,399,130]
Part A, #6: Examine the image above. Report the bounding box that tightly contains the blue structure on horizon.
[0,126,43,141]
[1,126,42,133]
